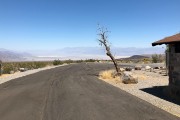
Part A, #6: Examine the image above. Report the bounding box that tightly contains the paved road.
[0,63,179,120]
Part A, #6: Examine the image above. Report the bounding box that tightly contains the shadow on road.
[140,86,180,106]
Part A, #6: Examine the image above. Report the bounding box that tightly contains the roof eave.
[152,41,180,46]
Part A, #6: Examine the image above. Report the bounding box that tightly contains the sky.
[0,0,180,51]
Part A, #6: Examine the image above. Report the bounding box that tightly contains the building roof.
[152,33,180,46]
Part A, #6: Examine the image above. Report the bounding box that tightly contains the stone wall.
[168,44,180,100]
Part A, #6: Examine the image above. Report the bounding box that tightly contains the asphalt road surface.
[0,63,179,120]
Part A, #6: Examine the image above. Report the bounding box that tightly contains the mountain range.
[0,47,165,61]
[0,49,33,62]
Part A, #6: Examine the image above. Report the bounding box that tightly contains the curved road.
[0,63,179,120]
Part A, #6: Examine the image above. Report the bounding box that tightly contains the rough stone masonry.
[168,44,180,100]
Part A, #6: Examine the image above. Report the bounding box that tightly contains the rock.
[160,67,166,70]
[19,68,27,72]
[141,68,145,71]
[125,67,132,71]
[120,68,125,72]
[154,67,160,69]
[145,66,151,70]
[135,65,142,70]
[9,71,15,74]
[123,71,133,76]
[122,72,138,84]
[159,71,167,75]
[150,68,154,72]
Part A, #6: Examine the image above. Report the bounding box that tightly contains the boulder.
[145,66,151,70]
[145,66,153,72]
[160,67,166,70]
[135,65,142,70]
[125,67,132,71]
[9,71,15,74]
[122,72,138,84]
[120,68,125,72]
[150,68,154,72]
[19,68,27,72]
[154,67,160,69]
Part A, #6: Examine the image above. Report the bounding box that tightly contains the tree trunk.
[107,52,120,74]
[103,43,120,74]
[98,27,121,75]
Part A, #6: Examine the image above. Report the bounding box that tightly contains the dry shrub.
[134,74,147,80]
[99,70,115,79]
[99,70,121,83]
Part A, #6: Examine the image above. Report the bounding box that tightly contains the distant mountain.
[127,55,149,59]
[0,46,165,61]
[26,47,165,57]
[0,49,33,62]
[117,55,149,60]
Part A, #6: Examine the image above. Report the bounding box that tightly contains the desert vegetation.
[151,54,165,63]
[0,59,99,75]
[2,61,53,74]
[116,54,165,64]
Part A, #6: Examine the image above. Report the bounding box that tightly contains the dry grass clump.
[99,70,148,84]
[99,70,121,83]
[136,74,147,80]
[132,71,147,80]
[99,70,115,79]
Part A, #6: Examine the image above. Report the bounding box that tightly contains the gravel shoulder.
[99,68,180,117]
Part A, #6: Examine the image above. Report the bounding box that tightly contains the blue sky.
[0,0,180,51]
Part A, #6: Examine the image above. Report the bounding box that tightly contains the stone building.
[152,33,180,100]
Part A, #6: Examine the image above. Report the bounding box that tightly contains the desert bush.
[143,58,151,64]
[53,60,63,66]
[2,61,53,74]
[152,54,164,63]
[2,63,16,74]
[75,60,83,63]
[64,59,73,64]
[85,59,96,62]
[33,62,49,68]
[99,69,121,83]
[99,70,117,79]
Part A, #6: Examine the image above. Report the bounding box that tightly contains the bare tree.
[97,26,121,75]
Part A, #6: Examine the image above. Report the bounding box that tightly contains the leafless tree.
[97,26,121,75]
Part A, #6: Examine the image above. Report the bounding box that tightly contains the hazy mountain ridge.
[26,47,165,56]
[0,47,165,61]
[0,49,33,62]
[123,55,150,60]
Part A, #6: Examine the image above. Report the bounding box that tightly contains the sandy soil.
[99,69,180,118]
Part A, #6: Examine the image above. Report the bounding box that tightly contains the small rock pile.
[122,72,138,84]
[121,65,167,84]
